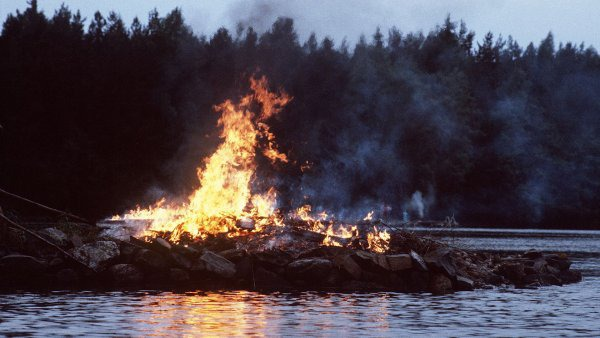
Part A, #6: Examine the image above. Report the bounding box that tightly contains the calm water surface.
[1,228,599,336]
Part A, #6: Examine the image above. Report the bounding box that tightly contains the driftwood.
[0,210,93,272]
[0,187,90,224]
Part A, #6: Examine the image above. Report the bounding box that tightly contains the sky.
[0,0,598,48]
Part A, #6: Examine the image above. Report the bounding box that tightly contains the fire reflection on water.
[136,291,270,336]
[130,291,394,336]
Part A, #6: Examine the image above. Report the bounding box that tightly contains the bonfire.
[111,76,391,254]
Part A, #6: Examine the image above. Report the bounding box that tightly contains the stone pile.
[0,225,582,293]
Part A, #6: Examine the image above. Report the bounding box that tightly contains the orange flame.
[112,76,390,253]
[114,77,288,239]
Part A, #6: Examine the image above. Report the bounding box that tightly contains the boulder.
[71,241,119,271]
[253,250,293,269]
[153,237,172,252]
[333,254,362,280]
[0,254,46,276]
[351,251,389,272]
[407,270,430,292]
[109,264,144,285]
[424,248,456,277]
[70,234,83,248]
[236,218,255,230]
[172,244,200,257]
[56,268,79,285]
[409,250,428,271]
[119,243,139,262]
[170,252,193,270]
[200,251,236,278]
[218,249,246,262]
[254,267,291,289]
[234,256,253,279]
[545,254,571,271]
[297,246,349,259]
[522,250,543,260]
[169,268,190,283]
[49,257,65,269]
[134,249,168,270]
[287,258,334,283]
[557,270,582,284]
[429,273,453,294]
[387,254,412,272]
[497,262,525,285]
[455,275,475,291]
[191,258,206,273]
[39,228,69,247]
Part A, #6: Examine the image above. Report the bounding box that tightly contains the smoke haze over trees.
[1,1,599,228]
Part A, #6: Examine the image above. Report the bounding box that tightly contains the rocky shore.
[0,222,582,293]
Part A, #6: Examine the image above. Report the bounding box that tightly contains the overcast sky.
[1,0,598,48]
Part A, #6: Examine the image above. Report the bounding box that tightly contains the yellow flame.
[114,76,391,254]
[363,211,374,221]
[367,226,391,253]
[117,76,288,240]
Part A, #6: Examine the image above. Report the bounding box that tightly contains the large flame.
[113,76,390,253]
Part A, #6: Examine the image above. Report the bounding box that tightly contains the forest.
[1,1,599,228]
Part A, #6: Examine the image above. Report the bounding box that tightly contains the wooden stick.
[0,188,91,224]
[0,212,94,272]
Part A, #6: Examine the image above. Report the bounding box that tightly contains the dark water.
[1,228,599,336]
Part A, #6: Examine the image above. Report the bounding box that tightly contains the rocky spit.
[0,222,582,294]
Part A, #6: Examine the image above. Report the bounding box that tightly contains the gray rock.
[109,264,144,285]
[56,268,79,285]
[557,270,582,284]
[134,249,168,270]
[70,234,83,248]
[173,244,200,257]
[49,257,65,269]
[497,262,525,284]
[254,267,291,289]
[333,254,362,280]
[0,254,46,276]
[429,273,453,294]
[254,250,293,268]
[545,254,571,271]
[71,241,119,270]
[39,228,69,247]
[287,258,333,282]
[191,258,206,272]
[170,252,193,270]
[154,237,172,251]
[200,251,236,278]
[351,250,388,272]
[409,250,428,271]
[218,249,246,262]
[387,254,412,271]
[455,275,475,291]
[169,268,190,283]
[424,248,456,277]
[236,218,255,230]
[522,250,543,260]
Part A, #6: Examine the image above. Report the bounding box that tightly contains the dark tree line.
[1,1,599,228]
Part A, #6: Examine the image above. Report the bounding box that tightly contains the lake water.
[1,228,599,336]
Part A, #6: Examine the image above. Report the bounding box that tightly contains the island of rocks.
[0,220,582,294]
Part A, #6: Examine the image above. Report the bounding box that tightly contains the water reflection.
[1,285,599,336]
[1,229,599,336]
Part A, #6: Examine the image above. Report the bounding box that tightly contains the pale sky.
[0,0,598,48]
